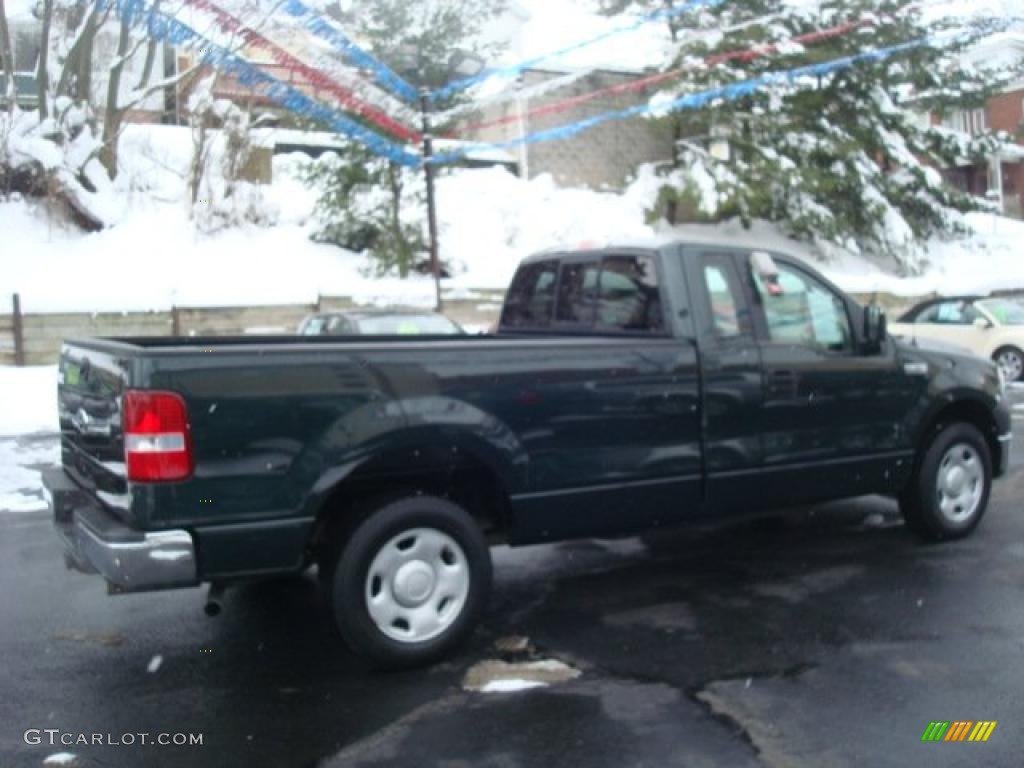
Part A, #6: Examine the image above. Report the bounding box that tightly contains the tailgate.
[58,343,135,520]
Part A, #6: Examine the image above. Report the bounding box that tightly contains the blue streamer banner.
[429,39,928,166]
[278,0,420,104]
[101,0,420,166]
[427,0,725,103]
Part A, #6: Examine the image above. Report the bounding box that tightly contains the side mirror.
[864,305,887,353]
[974,317,992,330]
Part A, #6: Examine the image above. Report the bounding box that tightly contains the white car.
[889,296,1024,381]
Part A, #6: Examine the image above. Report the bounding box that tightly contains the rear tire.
[994,346,1024,383]
[324,495,491,669]
[900,423,992,542]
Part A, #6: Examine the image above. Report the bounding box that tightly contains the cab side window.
[301,317,326,335]
[501,260,558,329]
[595,255,664,333]
[698,254,751,340]
[753,264,852,352]
[556,262,600,325]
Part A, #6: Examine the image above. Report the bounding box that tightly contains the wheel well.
[308,444,512,559]
[992,345,1024,359]
[919,399,1000,466]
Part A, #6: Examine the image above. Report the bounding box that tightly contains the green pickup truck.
[45,239,1012,667]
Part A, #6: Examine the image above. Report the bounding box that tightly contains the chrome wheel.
[997,349,1023,382]
[936,443,985,524]
[365,527,469,644]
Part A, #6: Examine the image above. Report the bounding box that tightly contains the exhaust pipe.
[204,582,225,617]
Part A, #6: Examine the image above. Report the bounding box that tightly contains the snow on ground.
[6,123,1021,315]
[0,366,59,436]
[478,679,549,693]
[0,126,656,312]
[0,437,59,513]
[0,367,60,513]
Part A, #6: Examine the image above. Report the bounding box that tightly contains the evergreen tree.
[599,0,1020,272]
[306,0,505,277]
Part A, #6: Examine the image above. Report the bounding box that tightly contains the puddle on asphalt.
[463,636,581,693]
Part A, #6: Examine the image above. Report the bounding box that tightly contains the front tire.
[900,423,992,541]
[325,495,492,668]
[994,346,1024,383]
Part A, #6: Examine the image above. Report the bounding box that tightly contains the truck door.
[746,256,915,505]
[685,250,765,514]
[501,251,703,543]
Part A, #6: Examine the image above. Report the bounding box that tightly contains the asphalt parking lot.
[2,392,1023,768]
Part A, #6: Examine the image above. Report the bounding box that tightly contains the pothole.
[463,637,581,693]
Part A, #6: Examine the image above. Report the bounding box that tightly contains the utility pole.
[419,90,443,312]
[400,49,484,314]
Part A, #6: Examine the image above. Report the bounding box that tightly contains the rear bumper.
[43,468,199,593]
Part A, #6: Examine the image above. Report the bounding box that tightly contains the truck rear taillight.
[123,390,193,482]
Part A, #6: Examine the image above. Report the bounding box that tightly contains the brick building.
[933,33,1024,219]
[455,67,674,190]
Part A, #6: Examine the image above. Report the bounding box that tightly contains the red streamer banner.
[183,0,422,143]
[452,19,872,137]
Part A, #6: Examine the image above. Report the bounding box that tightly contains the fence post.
[171,305,180,337]
[315,293,323,313]
[12,293,25,367]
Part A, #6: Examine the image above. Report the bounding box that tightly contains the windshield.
[354,315,461,335]
[978,299,1024,326]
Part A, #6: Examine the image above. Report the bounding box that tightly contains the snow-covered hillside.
[2,123,1023,313]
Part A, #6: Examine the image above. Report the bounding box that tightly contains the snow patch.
[42,754,78,766]
[479,679,548,693]
[147,655,163,673]
[0,438,59,513]
[463,658,581,693]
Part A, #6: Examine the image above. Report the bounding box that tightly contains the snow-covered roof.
[523,225,821,261]
[251,128,349,151]
[250,128,516,166]
[432,138,516,165]
[963,31,1024,70]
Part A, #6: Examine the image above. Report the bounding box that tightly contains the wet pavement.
[2,396,1023,768]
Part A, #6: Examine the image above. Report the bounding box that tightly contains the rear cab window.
[596,255,664,333]
[500,260,559,329]
[501,252,668,335]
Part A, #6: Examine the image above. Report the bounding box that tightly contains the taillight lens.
[123,390,193,482]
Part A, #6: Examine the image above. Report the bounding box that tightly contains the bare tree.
[56,1,106,104]
[36,0,53,120]
[99,12,131,177]
[135,0,160,90]
[0,0,16,114]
